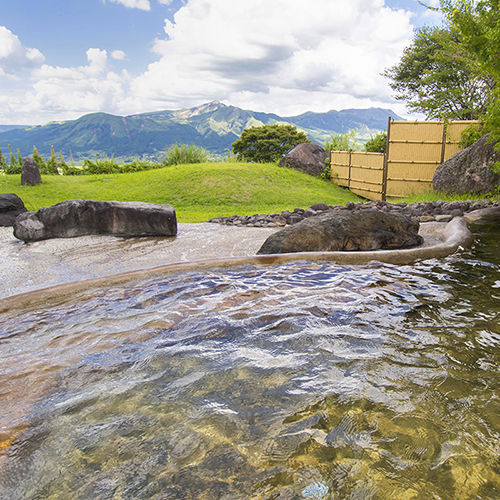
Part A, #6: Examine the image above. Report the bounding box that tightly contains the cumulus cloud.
[130,0,415,115]
[1,0,422,123]
[0,26,44,77]
[111,50,127,60]
[109,0,151,10]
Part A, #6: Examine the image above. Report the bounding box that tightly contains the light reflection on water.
[1,226,500,499]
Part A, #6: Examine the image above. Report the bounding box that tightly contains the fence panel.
[349,152,385,200]
[330,119,481,200]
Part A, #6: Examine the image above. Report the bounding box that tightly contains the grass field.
[0,162,362,222]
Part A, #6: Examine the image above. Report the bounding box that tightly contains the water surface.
[1,226,499,499]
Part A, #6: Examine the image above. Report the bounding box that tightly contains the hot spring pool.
[1,225,499,499]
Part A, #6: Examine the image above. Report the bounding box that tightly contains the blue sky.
[0,0,442,125]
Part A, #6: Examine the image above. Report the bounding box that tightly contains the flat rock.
[0,193,28,226]
[257,210,423,254]
[14,199,177,242]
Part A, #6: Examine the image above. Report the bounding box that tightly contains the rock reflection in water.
[1,227,500,499]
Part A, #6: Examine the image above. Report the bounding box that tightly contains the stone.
[279,143,329,177]
[21,157,42,186]
[14,199,177,242]
[433,134,500,195]
[464,207,500,225]
[257,210,423,254]
[0,193,28,226]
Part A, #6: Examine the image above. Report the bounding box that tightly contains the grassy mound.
[0,162,362,222]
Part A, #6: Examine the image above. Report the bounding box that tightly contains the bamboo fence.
[330,119,481,200]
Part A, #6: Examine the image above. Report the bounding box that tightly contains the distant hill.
[0,101,403,159]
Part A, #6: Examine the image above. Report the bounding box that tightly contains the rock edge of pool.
[0,217,474,313]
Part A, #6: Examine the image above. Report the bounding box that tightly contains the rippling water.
[1,226,500,500]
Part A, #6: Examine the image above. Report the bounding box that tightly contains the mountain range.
[0,101,402,159]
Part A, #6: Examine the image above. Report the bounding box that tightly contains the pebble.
[207,199,499,227]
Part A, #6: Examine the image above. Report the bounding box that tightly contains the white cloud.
[129,0,415,115]
[0,0,423,124]
[0,26,44,77]
[109,0,151,10]
[111,50,127,60]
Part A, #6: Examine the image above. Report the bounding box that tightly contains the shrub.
[324,130,359,152]
[364,131,387,153]
[232,124,310,163]
[163,144,209,166]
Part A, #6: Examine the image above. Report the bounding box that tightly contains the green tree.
[364,131,387,153]
[32,145,47,173]
[324,129,359,152]
[232,124,311,163]
[0,146,7,172]
[6,144,21,174]
[440,0,500,139]
[46,145,59,175]
[383,25,495,120]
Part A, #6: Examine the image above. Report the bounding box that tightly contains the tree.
[32,145,46,173]
[324,130,359,152]
[6,144,21,174]
[440,0,500,139]
[46,145,59,175]
[232,124,311,163]
[383,25,495,120]
[364,131,387,153]
[0,146,7,172]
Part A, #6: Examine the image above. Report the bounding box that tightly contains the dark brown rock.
[21,157,42,186]
[0,193,28,226]
[279,143,329,177]
[257,210,423,254]
[433,134,500,195]
[14,199,177,242]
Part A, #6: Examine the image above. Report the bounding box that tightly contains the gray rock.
[433,134,500,195]
[257,210,423,254]
[279,143,329,177]
[0,193,28,226]
[21,157,42,186]
[14,199,177,242]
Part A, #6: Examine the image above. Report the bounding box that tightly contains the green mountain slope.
[0,101,402,159]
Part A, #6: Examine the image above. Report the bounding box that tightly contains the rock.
[464,207,500,225]
[279,143,329,177]
[257,210,423,254]
[21,157,42,186]
[0,193,28,226]
[433,134,500,195]
[14,199,177,242]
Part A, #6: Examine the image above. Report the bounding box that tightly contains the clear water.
[1,226,499,500]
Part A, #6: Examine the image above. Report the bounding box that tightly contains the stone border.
[0,217,474,314]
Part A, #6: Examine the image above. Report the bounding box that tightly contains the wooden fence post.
[348,150,352,189]
[381,116,391,201]
[440,121,447,165]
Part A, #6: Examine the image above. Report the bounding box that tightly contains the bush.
[163,144,209,166]
[324,130,359,152]
[364,131,387,153]
[460,124,485,148]
[232,124,310,163]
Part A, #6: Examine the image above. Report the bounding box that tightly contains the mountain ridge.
[0,101,402,159]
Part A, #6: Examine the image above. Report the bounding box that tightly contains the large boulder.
[279,143,329,177]
[433,134,500,195]
[0,193,28,226]
[257,210,423,254]
[21,157,42,186]
[14,199,177,242]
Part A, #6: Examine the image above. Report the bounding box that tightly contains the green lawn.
[1,162,362,222]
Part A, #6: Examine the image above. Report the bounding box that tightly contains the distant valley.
[0,101,402,159]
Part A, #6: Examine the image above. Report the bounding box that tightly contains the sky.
[0,0,443,125]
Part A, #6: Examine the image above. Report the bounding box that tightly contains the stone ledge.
[0,217,474,313]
